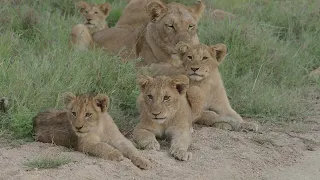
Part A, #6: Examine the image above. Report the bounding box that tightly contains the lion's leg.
[132,128,160,150]
[166,126,192,161]
[195,110,241,131]
[77,141,124,161]
[186,86,205,120]
[111,138,151,170]
[69,24,93,50]
[224,109,259,132]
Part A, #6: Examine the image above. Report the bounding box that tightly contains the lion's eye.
[202,56,208,60]
[163,96,170,101]
[94,12,98,14]
[85,113,92,118]
[166,24,174,29]
[72,112,77,117]
[188,25,194,30]
[147,95,153,100]
[187,56,193,60]
[85,10,88,13]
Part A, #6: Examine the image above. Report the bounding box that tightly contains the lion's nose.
[152,112,161,117]
[87,18,92,22]
[191,67,199,72]
[75,126,83,130]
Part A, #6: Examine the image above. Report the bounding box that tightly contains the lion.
[210,9,236,21]
[33,93,151,170]
[92,0,205,64]
[69,1,111,50]
[175,42,259,131]
[133,75,207,161]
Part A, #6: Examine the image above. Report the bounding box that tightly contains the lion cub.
[34,93,151,169]
[176,42,259,131]
[70,1,111,50]
[133,75,205,161]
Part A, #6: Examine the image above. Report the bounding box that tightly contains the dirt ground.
[1,89,320,180]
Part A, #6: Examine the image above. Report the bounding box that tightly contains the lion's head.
[137,75,189,124]
[76,1,111,32]
[63,92,109,137]
[176,42,227,81]
[146,0,205,53]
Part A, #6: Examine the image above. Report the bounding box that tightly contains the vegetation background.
[0,0,319,139]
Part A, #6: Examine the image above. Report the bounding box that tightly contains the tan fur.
[69,1,111,50]
[34,93,151,170]
[176,42,259,131]
[310,67,320,77]
[92,0,205,64]
[133,75,205,161]
[33,109,78,148]
[211,9,236,21]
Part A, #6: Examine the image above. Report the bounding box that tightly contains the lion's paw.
[131,156,151,170]
[214,122,233,131]
[240,122,259,132]
[170,148,192,161]
[106,150,124,161]
[144,140,160,150]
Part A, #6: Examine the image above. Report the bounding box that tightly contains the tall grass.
[0,0,319,138]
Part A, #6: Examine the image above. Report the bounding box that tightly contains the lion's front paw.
[240,122,259,132]
[170,148,192,161]
[106,150,124,161]
[131,156,151,170]
[144,140,160,150]
[214,122,233,131]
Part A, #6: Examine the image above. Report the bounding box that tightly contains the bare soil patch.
[1,89,319,180]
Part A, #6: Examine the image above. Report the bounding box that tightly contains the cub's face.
[146,1,205,51]
[177,42,227,81]
[138,75,189,124]
[64,93,109,137]
[77,1,111,31]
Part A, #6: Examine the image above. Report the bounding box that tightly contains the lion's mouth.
[189,73,204,77]
[153,118,167,124]
[153,117,166,120]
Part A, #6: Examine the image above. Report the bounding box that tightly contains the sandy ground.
[1,89,319,180]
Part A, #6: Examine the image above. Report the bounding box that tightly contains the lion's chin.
[74,130,90,137]
[152,118,167,124]
[189,74,204,81]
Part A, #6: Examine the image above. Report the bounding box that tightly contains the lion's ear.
[76,1,90,13]
[63,92,76,110]
[100,2,112,16]
[94,94,109,112]
[210,43,227,64]
[188,0,205,22]
[172,75,189,95]
[176,41,191,55]
[137,75,153,90]
[146,1,168,22]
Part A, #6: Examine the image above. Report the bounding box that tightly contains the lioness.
[133,75,205,161]
[176,42,259,131]
[34,93,151,169]
[70,1,111,50]
[92,0,205,64]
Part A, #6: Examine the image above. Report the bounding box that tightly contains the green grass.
[0,0,319,138]
[24,157,72,169]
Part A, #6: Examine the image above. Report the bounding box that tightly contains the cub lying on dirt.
[133,75,205,161]
[70,1,111,50]
[33,93,151,169]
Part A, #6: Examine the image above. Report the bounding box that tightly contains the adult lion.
[175,42,259,131]
[92,0,205,64]
[133,75,207,161]
[33,93,151,169]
